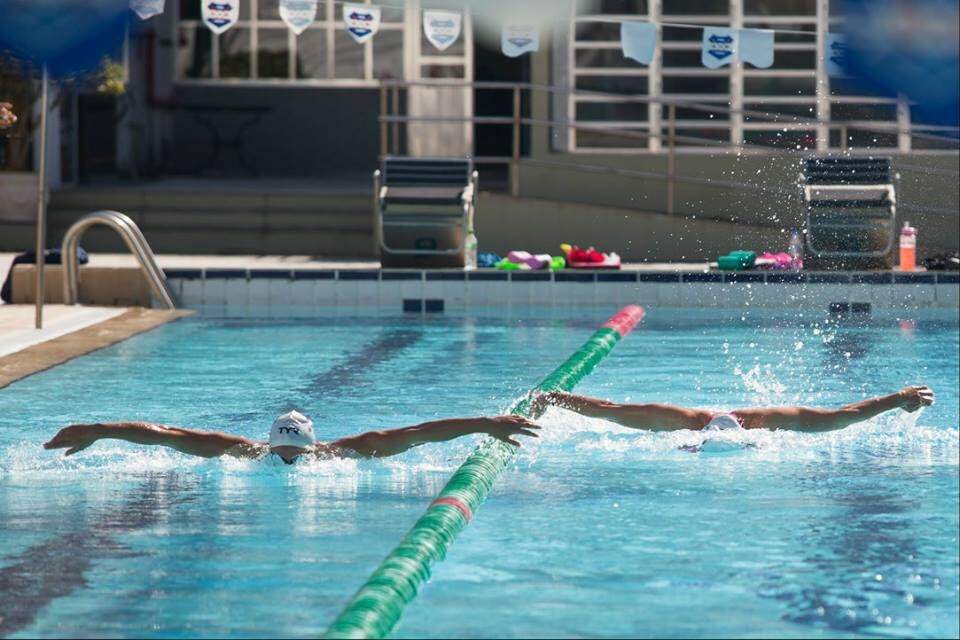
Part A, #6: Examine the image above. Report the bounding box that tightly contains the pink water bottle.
[899,222,916,272]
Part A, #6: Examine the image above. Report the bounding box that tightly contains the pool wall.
[163,268,959,313]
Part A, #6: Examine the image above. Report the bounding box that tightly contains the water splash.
[518,406,959,467]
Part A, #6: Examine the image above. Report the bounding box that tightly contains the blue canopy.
[0,0,129,77]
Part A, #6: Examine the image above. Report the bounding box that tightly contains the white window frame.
[565,0,947,154]
[173,0,405,87]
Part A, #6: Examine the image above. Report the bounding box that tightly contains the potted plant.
[0,53,41,222]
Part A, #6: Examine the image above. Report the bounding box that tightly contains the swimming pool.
[1,308,957,638]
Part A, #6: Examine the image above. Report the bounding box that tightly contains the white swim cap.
[269,410,316,449]
[704,413,742,431]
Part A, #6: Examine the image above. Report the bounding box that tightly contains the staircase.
[36,179,375,257]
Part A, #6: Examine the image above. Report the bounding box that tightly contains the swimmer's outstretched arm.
[44,422,263,458]
[330,416,540,457]
[734,386,935,432]
[532,391,711,431]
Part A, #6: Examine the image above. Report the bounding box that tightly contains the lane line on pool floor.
[324,305,645,639]
[0,474,193,637]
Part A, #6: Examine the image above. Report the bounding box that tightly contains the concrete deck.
[0,305,127,358]
[0,252,708,284]
[0,253,382,286]
[0,306,193,389]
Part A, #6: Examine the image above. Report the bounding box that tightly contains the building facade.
[8,0,955,258]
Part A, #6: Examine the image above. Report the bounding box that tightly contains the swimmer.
[531,386,934,433]
[43,410,540,464]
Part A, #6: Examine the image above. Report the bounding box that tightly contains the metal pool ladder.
[61,210,176,309]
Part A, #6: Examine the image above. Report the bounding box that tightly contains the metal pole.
[511,85,521,198]
[391,85,400,155]
[34,65,49,329]
[379,83,387,159]
[667,103,676,215]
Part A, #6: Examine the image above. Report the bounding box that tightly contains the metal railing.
[377,80,960,209]
[61,211,176,309]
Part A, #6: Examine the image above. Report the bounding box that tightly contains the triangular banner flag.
[740,28,774,68]
[620,21,656,65]
[280,0,317,36]
[130,0,165,20]
[825,32,847,77]
[702,27,737,68]
[343,3,381,44]
[201,0,239,35]
[423,10,461,51]
[501,22,538,57]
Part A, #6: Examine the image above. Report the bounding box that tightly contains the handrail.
[61,211,176,309]
[376,79,960,141]
[378,80,958,207]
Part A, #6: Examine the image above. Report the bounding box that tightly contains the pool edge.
[0,307,195,389]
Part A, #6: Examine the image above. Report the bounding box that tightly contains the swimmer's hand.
[483,415,541,447]
[44,424,100,456]
[899,386,934,412]
[44,422,255,458]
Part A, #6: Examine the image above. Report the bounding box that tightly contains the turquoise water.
[0,308,957,638]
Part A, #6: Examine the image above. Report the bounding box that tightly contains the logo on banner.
[280,0,317,35]
[202,1,238,34]
[826,33,847,77]
[423,10,461,51]
[501,22,538,57]
[708,34,734,59]
[702,28,737,68]
[344,3,381,44]
[130,0,165,20]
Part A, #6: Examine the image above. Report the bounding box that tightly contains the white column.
[566,2,576,152]
[897,93,911,152]
[730,0,744,148]
[648,0,662,152]
[815,0,830,151]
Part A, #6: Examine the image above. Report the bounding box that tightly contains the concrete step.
[42,185,374,256]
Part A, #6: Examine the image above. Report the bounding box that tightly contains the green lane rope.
[324,305,646,639]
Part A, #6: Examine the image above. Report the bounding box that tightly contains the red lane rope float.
[429,497,473,522]
[602,305,646,337]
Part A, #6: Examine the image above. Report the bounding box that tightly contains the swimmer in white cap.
[44,409,540,464]
[531,386,934,433]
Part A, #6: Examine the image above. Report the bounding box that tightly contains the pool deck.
[0,305,127,359]
[0,306,193,389]
[0,252,706,278]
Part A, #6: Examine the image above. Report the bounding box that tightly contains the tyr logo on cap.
[270,410,316,449]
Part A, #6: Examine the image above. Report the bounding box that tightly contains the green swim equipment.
[324,305,646,639]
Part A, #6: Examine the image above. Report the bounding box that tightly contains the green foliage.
[97,59,126,96]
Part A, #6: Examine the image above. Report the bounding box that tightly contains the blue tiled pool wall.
[162,268,960,312]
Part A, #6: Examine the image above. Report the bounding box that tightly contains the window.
[175,0,405,84]
[564,0,927,152]
[569,0,655,151]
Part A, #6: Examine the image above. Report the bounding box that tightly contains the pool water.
[1,308,957,638]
